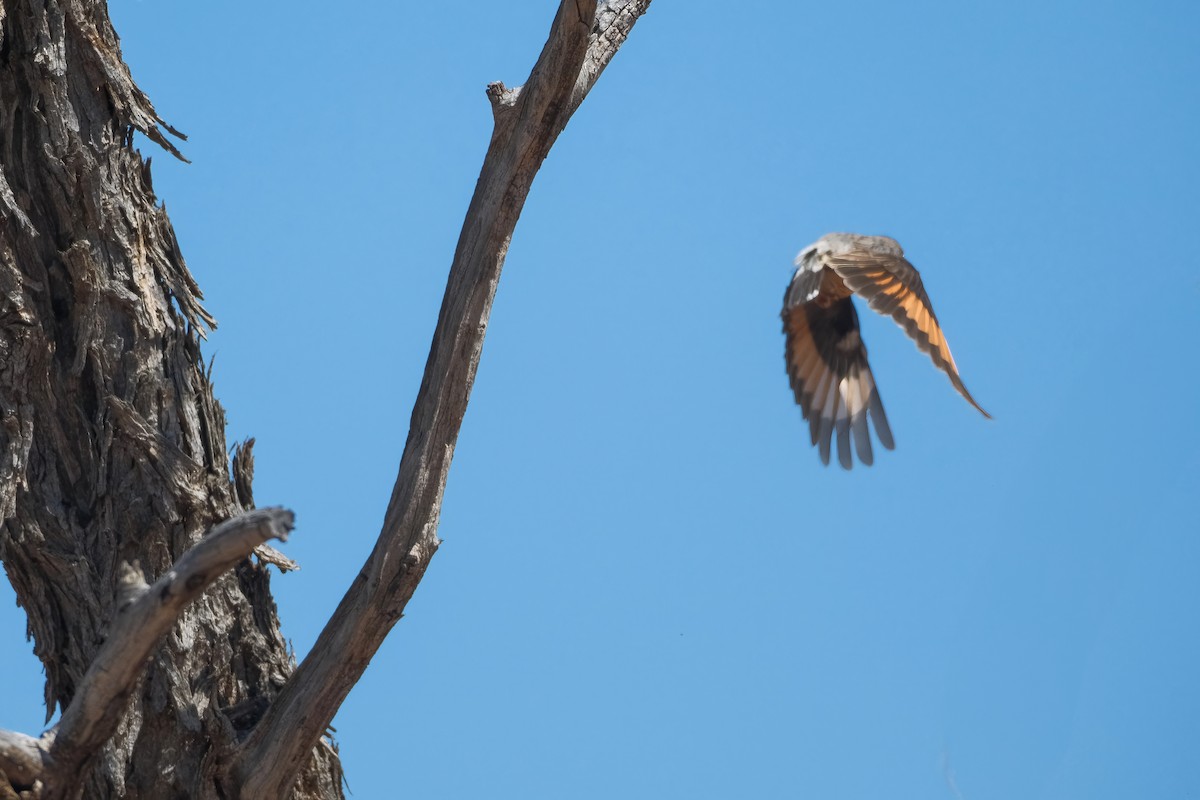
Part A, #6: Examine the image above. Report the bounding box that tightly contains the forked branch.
[223,1,653,797]
[0,509,294,800]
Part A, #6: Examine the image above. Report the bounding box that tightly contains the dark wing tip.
[948,373,991,419]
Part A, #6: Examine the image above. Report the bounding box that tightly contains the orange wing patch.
[828,255,989,418]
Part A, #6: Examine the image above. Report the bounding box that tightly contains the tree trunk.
[1,0,653,795]
[0,0,342,796]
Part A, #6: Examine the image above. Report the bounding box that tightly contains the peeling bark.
[0,0,340,796]
[1,0,652,797]
[0,510,296,799]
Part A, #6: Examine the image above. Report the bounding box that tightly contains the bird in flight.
[782,233,989,469]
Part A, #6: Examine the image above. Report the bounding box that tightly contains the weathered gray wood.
[43,510,295,799]
[0,510,294,798]
[224,1,654,796]
[0,1,341,797]
[0,729,49,792]
[1,0,652,797]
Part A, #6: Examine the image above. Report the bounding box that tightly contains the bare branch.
[253,543,300,573]
[37,509,294,800]
[224,1,653,796]
[570,0,654,115]
[0,730,50,792]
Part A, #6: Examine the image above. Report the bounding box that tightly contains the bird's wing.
[823,251,990,418]
[782,290,894,469]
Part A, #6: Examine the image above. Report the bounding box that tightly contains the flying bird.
[782,233,989,469]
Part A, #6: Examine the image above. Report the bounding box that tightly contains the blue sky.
[3,1,1199,797]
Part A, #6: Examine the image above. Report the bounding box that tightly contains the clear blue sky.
[3,1,1198,797]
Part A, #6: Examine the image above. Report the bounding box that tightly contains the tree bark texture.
[0,0,653,796]
[0,1,341,797]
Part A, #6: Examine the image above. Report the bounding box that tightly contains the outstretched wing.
[782,280,894,469]
[824,251,990,418]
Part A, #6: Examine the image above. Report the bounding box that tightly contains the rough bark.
[0,509,296,798]
[1,0,652,797]
[0,0,341,797]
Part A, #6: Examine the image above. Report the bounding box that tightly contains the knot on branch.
[486,81,522,119]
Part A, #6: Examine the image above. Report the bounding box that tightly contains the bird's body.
[782,233,988,469]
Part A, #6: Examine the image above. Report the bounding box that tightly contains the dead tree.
[0,0,652,797]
